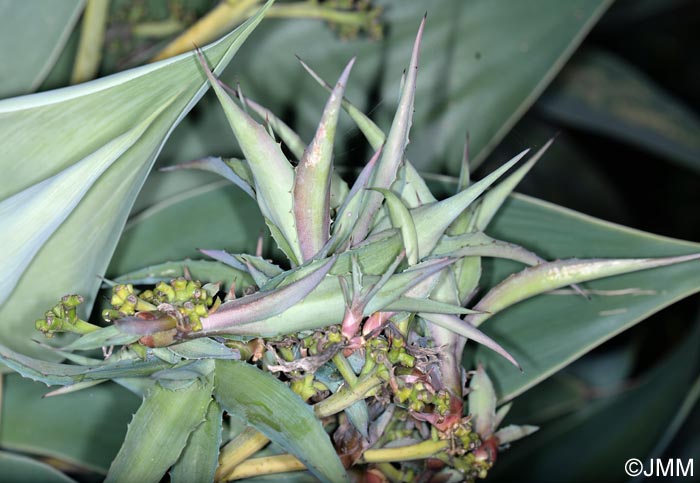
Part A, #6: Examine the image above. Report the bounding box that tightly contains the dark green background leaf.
[0,375,139,472]
[489,320,700,483]
[475,194,700,402]
[539,49,700,172]
[0,450,78,483]
[214,360,348,483]
[0,0,84,98]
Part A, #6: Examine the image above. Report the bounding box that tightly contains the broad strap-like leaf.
[467,253,700,327]
[294,58,355,260]
[0,2,272,357]
[214,360,348,483]
[0,102,171,306]
[106,375,214,483]
[0,451,79,483]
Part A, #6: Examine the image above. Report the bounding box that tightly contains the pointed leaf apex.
[337,57,357,87]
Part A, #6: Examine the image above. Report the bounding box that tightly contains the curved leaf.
[294,58,355,260]
[199,257,335,333]
[214,360,348,483]
[467,253,700,328]
[539,48,700,172]
[475,194,700,402]
[0,3,271,357]
[200,49,301,264]
[0,451,78,483]
[370,188,419,265]
[421,313,519,369]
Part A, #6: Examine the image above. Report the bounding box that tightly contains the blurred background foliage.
[0,0,699,482]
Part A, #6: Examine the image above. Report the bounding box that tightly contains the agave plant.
[1,6,699,483]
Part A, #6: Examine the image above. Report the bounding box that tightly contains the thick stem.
[215,427,270,482]
[332,352,358,386]
[71,0,111,84]
[226,454,306,480]
[151,0,259,61]
[315,372,383,419]
[71,319,101,335]
[362,439,448,463]
[223,440,449,480]
[262,3,372,27]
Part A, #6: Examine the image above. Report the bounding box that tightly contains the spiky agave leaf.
[3,13,700,483]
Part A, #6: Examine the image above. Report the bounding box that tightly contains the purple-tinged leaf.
[350,17,426,244]
[421,312,520,370]
[211,257,456,337]
[326,147,382,255]
[468,364,497,438]
[294,59,355,260]
[199,257,335,333]
[467,253,700,327]
[114,311,178,336]
[221,86,350,211]
[196,51,301,264]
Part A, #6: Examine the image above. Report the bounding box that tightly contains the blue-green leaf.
[0,3,271,357]
[214,360,348,483]
[106,378,214,483]
[170,399,223,483]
